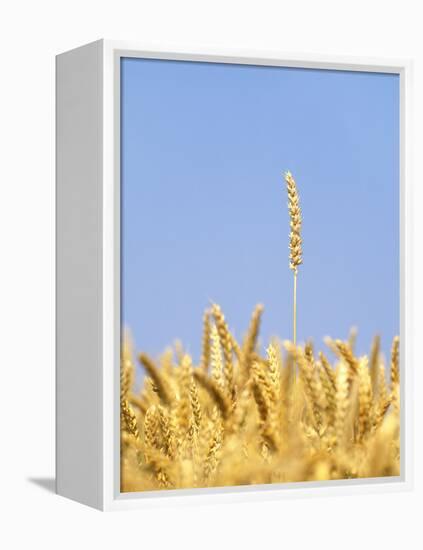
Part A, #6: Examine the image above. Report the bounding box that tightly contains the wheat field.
[120,303,400,492]
[121,172,399,492]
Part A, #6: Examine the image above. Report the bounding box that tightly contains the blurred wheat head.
[120,305,400,492]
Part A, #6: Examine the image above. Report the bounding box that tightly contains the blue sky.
[121,58,399,362]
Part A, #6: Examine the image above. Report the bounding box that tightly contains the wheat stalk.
[285,171,303,346]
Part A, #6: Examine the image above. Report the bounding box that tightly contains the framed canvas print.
[56,40,412,510]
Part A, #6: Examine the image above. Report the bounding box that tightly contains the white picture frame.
[56,39,413,511]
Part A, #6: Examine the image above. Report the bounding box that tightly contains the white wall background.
[0,0,421,547]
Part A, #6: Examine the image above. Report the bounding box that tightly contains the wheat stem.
[293,270,297,346]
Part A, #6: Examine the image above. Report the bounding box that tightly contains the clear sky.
[121,57,399,363]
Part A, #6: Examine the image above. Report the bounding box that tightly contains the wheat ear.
[193,369,230,420]
[390,335,400,388]
[139,353,173,405]
[121,399,139,440]
[211,304,235,400]
[242,304,264,376]
[390,335,400,411]
[201,309,211,373]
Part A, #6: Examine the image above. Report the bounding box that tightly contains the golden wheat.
[121,304,400,492]
[285,171,302,347]
[285,171,303,273]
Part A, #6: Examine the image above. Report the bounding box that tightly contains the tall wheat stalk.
[285,171,303,346]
